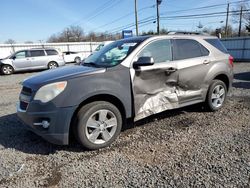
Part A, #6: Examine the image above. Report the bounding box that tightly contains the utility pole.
[134,0,139,36]
[225,3,229,38]
[238,6,243,37]
[156,0,162,35]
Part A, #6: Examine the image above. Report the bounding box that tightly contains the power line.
[87,0,122,22]
[92,5,155,31]
[70,0,115,26]
[104,9,249,35]
[161,10,250,20]
[109,17,157,34]
[161,0,250,15]
[107,16,155,34]
[97,0,250,35]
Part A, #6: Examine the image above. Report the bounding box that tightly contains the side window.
[30,50,45,57]
[138,39,172,63]
[173,39,209,60]
[200,44,210,56]
[15,51,26,59]
[46,50,58,56]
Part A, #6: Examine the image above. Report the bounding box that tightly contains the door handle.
[203,60,210,64]
[165,67,177,75]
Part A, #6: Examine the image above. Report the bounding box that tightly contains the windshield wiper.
[83,62,101,68]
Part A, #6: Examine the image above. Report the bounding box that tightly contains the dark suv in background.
[17,34,234,150]
[0,48,65,75]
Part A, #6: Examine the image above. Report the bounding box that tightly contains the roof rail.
[30,47,55,50]
[167,31,210,36]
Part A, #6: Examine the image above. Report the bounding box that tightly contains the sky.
[0,0,245,43]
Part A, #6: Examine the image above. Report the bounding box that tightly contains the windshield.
[83,40,140,67]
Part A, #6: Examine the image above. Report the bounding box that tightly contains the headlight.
[34,81,67,103]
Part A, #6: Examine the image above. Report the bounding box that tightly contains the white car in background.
[63,51,85,63]
[0,48,65,75]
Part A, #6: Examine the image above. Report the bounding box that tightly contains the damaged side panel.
[130,38,211,121]
[132,62,179,121]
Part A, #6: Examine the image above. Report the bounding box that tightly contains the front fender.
[53,65,133,118]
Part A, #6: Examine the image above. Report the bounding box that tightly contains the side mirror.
[12,56,16,60]
[133,56,154,68]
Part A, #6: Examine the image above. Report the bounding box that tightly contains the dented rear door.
[131,39,179,121]
[172,39,211,104]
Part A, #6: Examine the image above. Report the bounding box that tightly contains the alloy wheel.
[85,109,118,145]
[211,85,225,108]
[2,66,13,75]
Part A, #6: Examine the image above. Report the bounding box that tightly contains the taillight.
[229,55,234,67]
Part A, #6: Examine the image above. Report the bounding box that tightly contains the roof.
[30,48,56,50]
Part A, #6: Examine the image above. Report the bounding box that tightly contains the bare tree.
[4,39,16,44]
[69,25,84,42]
[231,2,250,35]
[47,25,123,42]
[47,25,85,42]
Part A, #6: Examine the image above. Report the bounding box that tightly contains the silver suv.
[0,48,65,75]
[17,34,234,150]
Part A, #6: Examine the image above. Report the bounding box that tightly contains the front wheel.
[205,79,227,111]
[1,65,14,75]
[48,62,58,69]
[75,101,122,150]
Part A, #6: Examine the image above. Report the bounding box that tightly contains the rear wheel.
[1,65,14,75]
[74,57,81,64]
[205,79,227,111]
[75,101,122,150]
[48,61,58,69]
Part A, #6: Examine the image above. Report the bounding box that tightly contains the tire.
[205,79,227,111]
[74,57,81,64]
[1,65,14,75]
[75,101,122,150]
[48,61,58,69]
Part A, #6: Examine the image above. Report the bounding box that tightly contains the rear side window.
[46,50,58,56]
[138,39,172,63]
[173,39,209,60]
[30,50,45,57]
[205,39,228,53]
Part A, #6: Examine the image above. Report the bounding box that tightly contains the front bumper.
[17,102,77,145]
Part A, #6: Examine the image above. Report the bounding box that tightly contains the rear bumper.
[57,60,66,66]
[17,102,77,145]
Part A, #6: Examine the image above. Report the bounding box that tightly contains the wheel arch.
[0,63,15,74]
[212,74,230,91]
[69,94,127,141]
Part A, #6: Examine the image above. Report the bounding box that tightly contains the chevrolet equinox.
[17,34,234,150]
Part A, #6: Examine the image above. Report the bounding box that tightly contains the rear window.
[205,39,228,53]
[46,49,58,56]
[30,50,45,57]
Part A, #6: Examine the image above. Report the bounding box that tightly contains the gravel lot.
[0,63,249,187]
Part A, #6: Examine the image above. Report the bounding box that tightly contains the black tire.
[75,101,122,150]
[205,79,227,111]
[74,57,81,64]
[1,65,14,75]
[47,61,58,69]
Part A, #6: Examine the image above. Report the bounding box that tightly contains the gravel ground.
[0,63,249,187]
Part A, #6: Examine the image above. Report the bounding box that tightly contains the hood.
[23,65,106,90]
